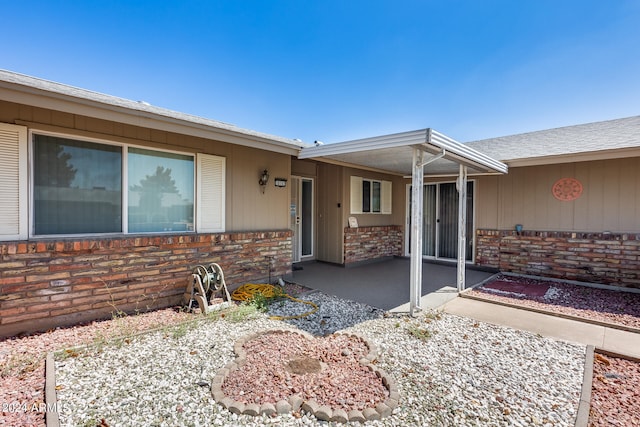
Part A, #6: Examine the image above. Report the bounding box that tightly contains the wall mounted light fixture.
[258,169,269,193]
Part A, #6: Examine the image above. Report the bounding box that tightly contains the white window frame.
[350,176,392,214]
[26,130,226,238]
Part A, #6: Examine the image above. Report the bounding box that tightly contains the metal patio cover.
[298,128,508,315]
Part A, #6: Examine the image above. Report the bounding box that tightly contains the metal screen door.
[408,181,474,261]
[291,177,313,262]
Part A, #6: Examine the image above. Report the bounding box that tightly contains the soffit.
[298,129,508,177]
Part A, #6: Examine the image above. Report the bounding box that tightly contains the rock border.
[574,345,594,427]
[210,329,399,423]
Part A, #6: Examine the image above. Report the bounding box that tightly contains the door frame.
[291,176,315,263]
[404,179,476,262]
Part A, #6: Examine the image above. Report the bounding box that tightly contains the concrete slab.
[601,327,640,359]
[291,258,495,311]
[442,297,640,358]
[390,286,459,313]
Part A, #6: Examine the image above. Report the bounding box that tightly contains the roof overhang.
[298,128,508,176]
[0,70,305,156]
[503,146,640,168]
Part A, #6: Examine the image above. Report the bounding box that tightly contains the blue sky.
[3,1,639,144]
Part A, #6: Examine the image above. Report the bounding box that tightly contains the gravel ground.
[0,309,193,427]
[468,274,640,330]
[50,292,584,427]
[3,280,639,426]
[589,353,640,426]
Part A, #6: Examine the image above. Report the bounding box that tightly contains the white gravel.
[55,292,585,426]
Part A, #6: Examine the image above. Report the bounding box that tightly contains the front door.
[291,176,314,263]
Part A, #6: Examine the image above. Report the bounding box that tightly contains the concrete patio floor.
[291,258,640,358]
[291,257,496,312]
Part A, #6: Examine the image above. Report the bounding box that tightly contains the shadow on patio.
[291,257,496,312]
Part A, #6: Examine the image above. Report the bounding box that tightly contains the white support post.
[409,147,424,316]
[457,164,468,292]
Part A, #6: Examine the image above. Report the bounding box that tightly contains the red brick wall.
[344,226,403,265]
[476,229,640,288]
[0,231,292,338]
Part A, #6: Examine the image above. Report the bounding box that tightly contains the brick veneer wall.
[344,225,403,265]
[476,229,640,288]
[0,230,292,337]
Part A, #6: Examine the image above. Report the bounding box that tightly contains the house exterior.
[467,116,640,287]
[0,71,304,337]
[0,69,638,337]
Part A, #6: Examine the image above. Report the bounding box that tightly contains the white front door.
[291,176,314,263]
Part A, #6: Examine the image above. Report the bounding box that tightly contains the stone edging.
[574,345,594,427]
[45,352,61,427]
[210,329,399,423]
[574,346,640,427]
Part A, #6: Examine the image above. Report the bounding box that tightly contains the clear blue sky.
[3,1,639,144]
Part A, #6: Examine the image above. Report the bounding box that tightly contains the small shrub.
[407,325,435,342]
[423,310,443,321]
[248,291,271,312]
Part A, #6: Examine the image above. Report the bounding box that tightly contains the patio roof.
[298,128,507,315]
[298,128,508,176]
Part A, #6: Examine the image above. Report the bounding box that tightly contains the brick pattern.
[344,226,403,265]
[476,229,640,288]
[0,231,292,337]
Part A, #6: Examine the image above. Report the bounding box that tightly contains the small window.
[362,180,371,212]
[350,176,392,214]
[372,181,381,212]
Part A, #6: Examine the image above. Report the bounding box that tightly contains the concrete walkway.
[443,297,640,358]
[291,258,495,311]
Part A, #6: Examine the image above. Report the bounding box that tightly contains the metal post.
[457,164,468,292]
[410,147,424,315]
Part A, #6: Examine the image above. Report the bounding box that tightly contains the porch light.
[258,169,269,193]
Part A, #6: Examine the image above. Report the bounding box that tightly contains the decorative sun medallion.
[552,178,583,201]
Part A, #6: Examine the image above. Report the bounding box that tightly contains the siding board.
[477,158,640,233]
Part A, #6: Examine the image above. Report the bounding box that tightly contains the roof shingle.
[466,115,640,162]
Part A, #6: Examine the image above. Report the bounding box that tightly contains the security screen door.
[409,181,474,261]
[291,177,313,263]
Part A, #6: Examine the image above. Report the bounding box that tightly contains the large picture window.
[32,134,197,236]
[33,135,122,235]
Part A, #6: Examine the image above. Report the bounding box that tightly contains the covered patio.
[299,128,507,314]
[291,258,496,311]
